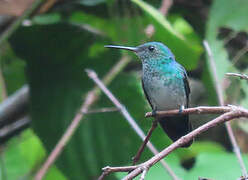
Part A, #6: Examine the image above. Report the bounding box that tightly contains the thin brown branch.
[84,107,119,114]
[104,107,248,180]
[145,106,233,118]
[140,166,149,180]
[34,55,131,180]
[103,165,139,173]
[226,73,248,81]
[203,40,248,177]
[232,44,248,65]
[0,115,30,143]
[145,0,173,37]
[132,120,158,165]
[38,0,57,13]
[159,0,173,15]
[0,85,29,128]
[98,165,139,180]
[86,69,180,180]
[203,40,224,105]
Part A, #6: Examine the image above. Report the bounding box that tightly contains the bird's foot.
[151,108,157,117]
[179,105,185,114]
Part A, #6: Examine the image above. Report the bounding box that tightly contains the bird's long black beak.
[104,45,138,52]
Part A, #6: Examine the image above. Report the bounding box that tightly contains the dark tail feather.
[158,114,193,148]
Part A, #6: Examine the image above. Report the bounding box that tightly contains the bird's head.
[105,42,175,63]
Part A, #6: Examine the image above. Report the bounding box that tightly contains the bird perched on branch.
[105,42,193,147]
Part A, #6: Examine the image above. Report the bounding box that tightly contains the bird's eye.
[148,46,155,51]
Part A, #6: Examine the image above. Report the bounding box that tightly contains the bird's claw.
[151,109,157,117]
[179,105,185,114]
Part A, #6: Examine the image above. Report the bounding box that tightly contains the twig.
[198,177,213,180]
[203,41,224,105]
[132,120,158,165]
[34,55,131,180]
[103,165,139,173]
[111,107,248,180]
[159,0,173,15]
[0,0,42,46]
[238,175,248,180]
[0,85,30,144]
[0,115,30,144]
[72,23,106,37]
[226,73,248,81]
[98,165,140,180]
[84,107,119,114]
[145,106,233,118]
[0,85,29,128]
[86,69,180,180]
[38,0,57,13]
[203,40,248,177]
[145,0,173,37]
[140,166,149,180]
[232,44,248,65]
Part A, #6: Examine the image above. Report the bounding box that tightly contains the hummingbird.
[105,42,193,147]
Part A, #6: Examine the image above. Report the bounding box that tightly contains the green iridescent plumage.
[105,42,193,147]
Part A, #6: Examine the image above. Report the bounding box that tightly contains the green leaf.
[76,0,105,6]
[2,138,30,180]
[32,13,62,25]
[1,129,66,180]
[10,23,120,179]
[174,141,226,161]
[69,11,147,45]
[131,0,202,69]
[189,141,225,157]
[207,0,248,37]
[9,23,169,179]
[0,45,26,94]
[69,11,112,34]
[186,152,248,179]
[205,0,248,107]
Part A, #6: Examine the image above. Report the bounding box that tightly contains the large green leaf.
[186,152,248,180]
[131,0,202,69]
[69,11,147,46]
[9,23,118,179]
[206,0,248,107]
[9,23,175,179]
[1,129,66,180]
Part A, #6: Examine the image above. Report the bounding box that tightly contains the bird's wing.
[142,78,154,110]
[183,70,190,108]
[176,63,190,107]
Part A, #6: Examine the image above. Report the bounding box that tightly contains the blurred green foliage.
[206,0,248,104]
[1,130,66,180]
[132,0,202,69]
[0,0,248,180]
